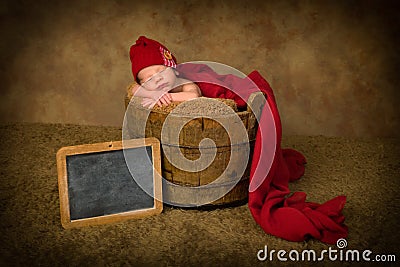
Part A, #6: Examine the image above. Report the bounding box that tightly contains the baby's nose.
[155,75,163,82]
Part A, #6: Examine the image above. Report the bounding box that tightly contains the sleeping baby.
[129,36,201,108]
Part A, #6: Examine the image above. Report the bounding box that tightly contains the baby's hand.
[141,97,156,108]
[156,93,172,106]
[133,84,167,101]
[141,92,173,108]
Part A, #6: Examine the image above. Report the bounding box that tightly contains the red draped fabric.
[177,63,348,244]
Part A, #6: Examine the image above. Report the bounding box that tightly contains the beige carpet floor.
[0,123,399,266]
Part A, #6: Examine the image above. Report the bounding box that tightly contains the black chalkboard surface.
[56,138,162,229]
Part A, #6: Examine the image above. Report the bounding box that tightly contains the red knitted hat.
[130,36,177,82]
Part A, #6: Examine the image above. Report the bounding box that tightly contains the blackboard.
[56,138,162,229]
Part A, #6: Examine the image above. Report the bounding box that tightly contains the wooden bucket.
[124,83,265,206]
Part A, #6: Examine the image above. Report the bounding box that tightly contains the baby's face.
[138,65,177,91]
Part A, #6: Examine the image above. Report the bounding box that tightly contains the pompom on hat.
[130,36,177,82]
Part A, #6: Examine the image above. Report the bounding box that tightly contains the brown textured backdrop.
[1,0,399,137]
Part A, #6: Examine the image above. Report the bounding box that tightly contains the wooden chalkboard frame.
[56,138,162,229]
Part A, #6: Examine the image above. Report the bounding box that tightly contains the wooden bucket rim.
[127,96,251,118]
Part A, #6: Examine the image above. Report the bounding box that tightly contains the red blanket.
[176,63,348,244]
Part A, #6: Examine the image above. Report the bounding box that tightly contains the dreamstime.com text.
[257,239,396,263]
